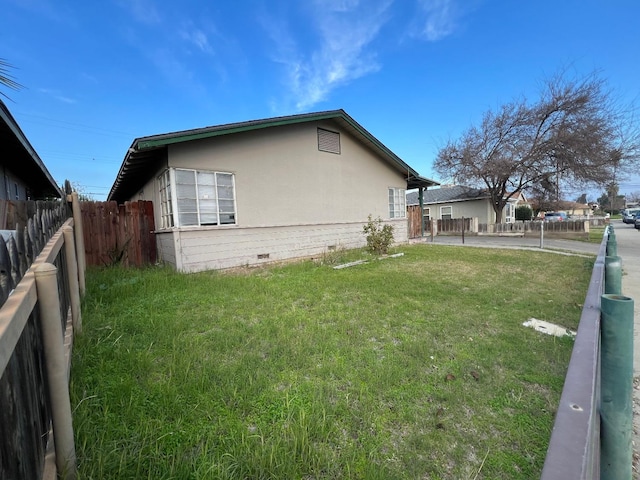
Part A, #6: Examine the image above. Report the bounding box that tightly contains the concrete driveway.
[415,220,640,469]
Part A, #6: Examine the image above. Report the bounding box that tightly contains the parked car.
[635,212,640,230]
[544,212,568,222]
[623,209,640,224]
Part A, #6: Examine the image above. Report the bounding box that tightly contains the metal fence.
[541,226,634,479]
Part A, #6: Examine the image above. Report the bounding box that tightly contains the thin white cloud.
[118,0,162,25]
[415,0,459,41]
[38,88,77,104]
[179,24,215,55]
[55,95,77,104]
[264,0,393,111]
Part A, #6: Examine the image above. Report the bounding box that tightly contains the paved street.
[413,220,640,469]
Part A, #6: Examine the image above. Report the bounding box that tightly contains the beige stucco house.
[108,110,438,272]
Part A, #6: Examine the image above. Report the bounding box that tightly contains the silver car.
[623,209,640,224]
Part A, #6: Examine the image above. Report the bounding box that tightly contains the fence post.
[62,225,82,334]
[70,192,86,296]
[34,263,77,480]
[540,220,544,249]
[606,225,616,257]
[604,256,622,295]
[600,293,634,480]
[461,216,465,244]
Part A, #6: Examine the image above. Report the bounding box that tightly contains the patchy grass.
[71,245,593,479]
[581,226,607,243]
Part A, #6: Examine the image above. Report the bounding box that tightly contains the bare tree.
[626,191,640,204]
[433,72,640,222]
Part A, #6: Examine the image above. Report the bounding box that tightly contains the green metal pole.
[419,188,424,238]
[600,293,634,480]
[606,234,617,257]
[604,256,622,295]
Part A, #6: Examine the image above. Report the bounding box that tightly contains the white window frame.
[505,202,514,223]
[160,168,237,228]
[440,206,452,220]
[423,207,430,221]
[388,187,406,219]
[158,170,174,229]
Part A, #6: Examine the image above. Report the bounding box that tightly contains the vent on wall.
[257,253,270,260]
[317,128,341,154]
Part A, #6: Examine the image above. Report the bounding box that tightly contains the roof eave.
[108,109,438,201]
[0,100,63,198]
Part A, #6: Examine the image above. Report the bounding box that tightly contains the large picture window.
[388,188,406,218]
[160,168,236,228]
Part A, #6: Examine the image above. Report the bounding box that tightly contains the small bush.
[363,215,394,255]
[515,206,533,221]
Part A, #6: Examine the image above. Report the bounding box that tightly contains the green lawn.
[71,245,593,479]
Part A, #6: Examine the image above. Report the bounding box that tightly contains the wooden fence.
[408,209,593,239]
[0,194,85,480]
[81,200,156,267]
[407,205,474,238]
[0,199,69,231]
[478,220,589,237]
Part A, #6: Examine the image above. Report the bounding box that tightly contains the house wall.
[0,166,28,200]
[134,121,410,271]
[157,218,407,273]
[156,230,177,267]
[426,199,494,223]
[168,121,406,226]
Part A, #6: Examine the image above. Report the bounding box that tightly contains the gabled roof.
[108,109,439,202]
[406,185,489,206]
[0,100,63,198]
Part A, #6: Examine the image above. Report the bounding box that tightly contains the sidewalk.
[414,221,640,471]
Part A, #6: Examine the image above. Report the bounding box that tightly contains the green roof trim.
[136,111,342,150]
[108,109,439,202]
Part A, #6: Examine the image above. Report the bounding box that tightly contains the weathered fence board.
[80,200,156,267]
[0,200,74,480]
[0,200,69,231]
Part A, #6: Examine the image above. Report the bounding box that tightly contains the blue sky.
[3,0,639,201]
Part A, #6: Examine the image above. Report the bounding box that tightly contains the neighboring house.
[560,202,591,217]
[0,99,62,200]
[406,185,528,225]
[108,109,438,272]
[529,200,592,218]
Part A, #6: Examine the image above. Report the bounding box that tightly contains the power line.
[13,111,135,139]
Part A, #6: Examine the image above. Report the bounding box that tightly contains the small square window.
[440,206,452,220]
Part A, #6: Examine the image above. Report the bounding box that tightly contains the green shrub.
[363,215,394,255]
[515,205,533,221]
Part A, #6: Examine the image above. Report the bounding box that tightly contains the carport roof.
[406,185,490,206]
[108,109,439,202]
